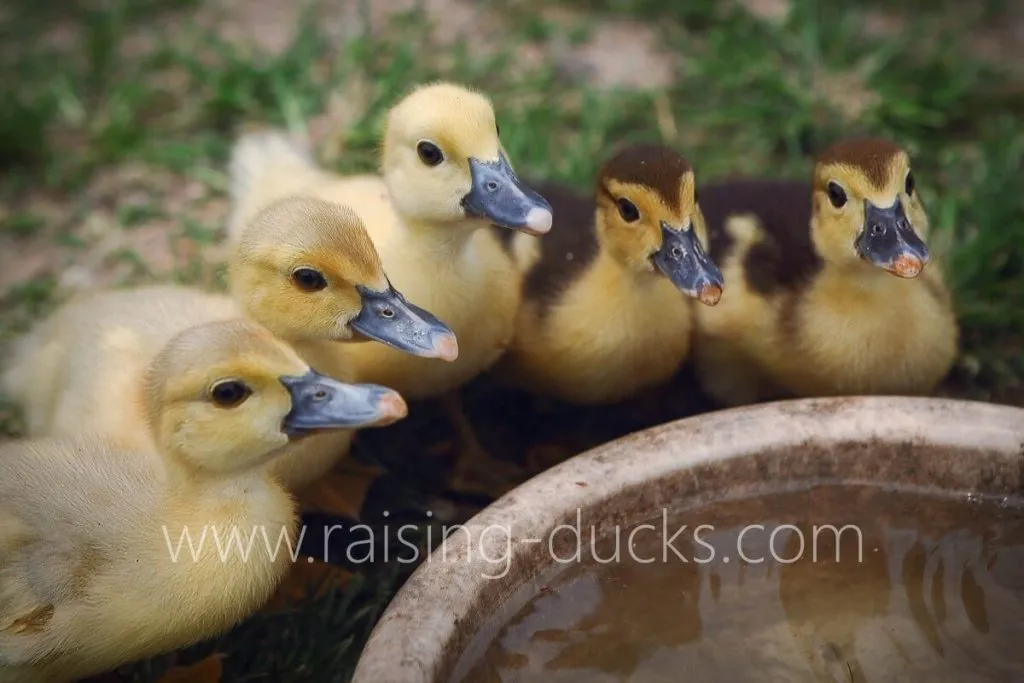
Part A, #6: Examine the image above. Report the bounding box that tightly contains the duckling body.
[0,434,294,683]
[691,139,958,406]
[495,144,723,404]
[2,196,447,492]
[0,319,404,682]
[227,83,552,400]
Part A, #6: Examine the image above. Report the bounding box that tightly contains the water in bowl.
[457,485,1024,682]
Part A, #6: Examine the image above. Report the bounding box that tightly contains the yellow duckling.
[226,82,552,492]
[691,137,958,406]
[1,195,452,491]
[494,142,724,404]
[226,81,552,398]
[0,318,405,683]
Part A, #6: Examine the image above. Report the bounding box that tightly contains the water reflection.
[458,486,1024,682]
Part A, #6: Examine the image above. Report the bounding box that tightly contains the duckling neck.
[161,453,275,499]
[398,215,484,258]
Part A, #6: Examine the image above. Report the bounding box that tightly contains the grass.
[1,0,1022,679]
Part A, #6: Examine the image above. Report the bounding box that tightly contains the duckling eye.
[416,141,444,167]
[616,198,640,223]
[905,170,915,196]
[210,380,252,408]
[291,268,327,292]
[826,181,848,209]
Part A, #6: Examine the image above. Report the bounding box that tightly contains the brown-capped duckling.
[691,137,958,406]
[494,142,724,404]
[0,318,405,683]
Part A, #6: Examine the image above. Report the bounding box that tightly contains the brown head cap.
[598,143,694,207]
[814,137,904,190]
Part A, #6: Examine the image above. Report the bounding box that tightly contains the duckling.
[691,137,958,406]
[0,318,405,683]
[1,195,453,491]
[225,81,553,491]
[493,143,724,405]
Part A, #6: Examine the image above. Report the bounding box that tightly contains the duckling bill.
[856,197,929,278]
[462,152,553,236]
[652,219,723,305]
[280,370,407,436]
[350,283,458,360]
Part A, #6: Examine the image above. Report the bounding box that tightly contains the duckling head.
[143,318,408,474]
[380,81,553,236]
[229,196,458,361]
[811,137,930,278]
[595,143,724,305]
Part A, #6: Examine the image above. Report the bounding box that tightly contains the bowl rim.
[351,396,1024,683]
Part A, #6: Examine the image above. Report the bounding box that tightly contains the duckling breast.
[510,271,693,404]
[774,269,958,396]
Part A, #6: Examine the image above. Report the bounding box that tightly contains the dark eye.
[495,122,500,137]
[211,380,251,408]
[416,141,444,167]
[291,268,327,292]
[826,181,847,209]
[616,198,640,223]
[905,171,915,196]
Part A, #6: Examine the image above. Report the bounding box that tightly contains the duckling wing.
[509,180,600,311]
[0,522,78,633]
[0,436,155,630]
[0,523,91,673]
[697,180,820,293]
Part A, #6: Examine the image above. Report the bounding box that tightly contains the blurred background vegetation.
[1,0,1022,679]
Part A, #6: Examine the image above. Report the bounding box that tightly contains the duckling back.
[227,129,326,241]
[226,130,394,247]
[2,286,238,445]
